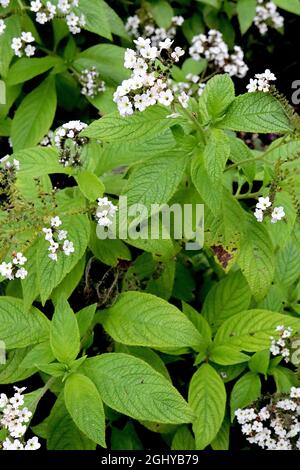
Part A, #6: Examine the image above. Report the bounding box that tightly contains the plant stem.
[179,104,206,142]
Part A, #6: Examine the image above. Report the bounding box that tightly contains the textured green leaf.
[50,298,80,364]
[82,353,194,424]
[123,152,187,214]
[0,297,49,349]
[81,106,182,143]
[217,92,292,134]
[77,0,111,39]
[214,309,300,352]
[0,16,21,77]
[274,239,300,287]
[202,271,251,329]
[237,0,257,34]
[102,291,203,351]
[6,57,63,86]
[209,345,250,366]
[189,363,226,449]
[204,129,230,182]
[230,372,261,421]
[248,350,270,375]
[0,347,36,384]
[202,74,235,119]
[238,217,275,300]
[64,373,106,447]
[171,425,196,450]
[274,0,300,15]
[11,76,57,151]
[75,170,105,201]
[14,147,66,177]
[211,415,230,450]
[47,394,96,450]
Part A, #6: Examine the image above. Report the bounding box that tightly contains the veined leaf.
[11,76,57,151]
[230,372,261,421]
[101,291,203,351]
[82,353,194,424]
[64,373,106,447]
[81,106,182,143]
[217,92,293,134]
[0,297,49,349]
[214,309,300,352]
[50,298,80,364]
[188,363,226,449]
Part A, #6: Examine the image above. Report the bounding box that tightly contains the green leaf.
[6,57,63,86]
[171,425,196,450]
[75,170,105,201]
[123,152,187,214]
[19,341,55,369]
[111,423,142,450]
[77,0,111,39]
[270,366,300,393]
[11,76,57,151]
[81,106,182,143]
[64,373,106,447]
[0,80,5,105]
[227,135,256,183]
[274,0,300,15]
[74,44,130,85]
[202,271,251,330]
[274,239,300,287]
[182,302,212,346]
[47,394,96,450]
[238,216,275,300]
[37,214,90,303]
[89,222,131,267]
[230,372,261,421]
[82,353,194,424]
[188,363,226,449]
[209,345,250,365]
[50,298,80,364]
[14,147,66,177]
[191,156,222,213]
[217,92,293,134]
[204,129,230,185]
[148,0,174,29]
[101,291,203,351]
[237,0,257,34]
[214,309,300,352]
[202,74,235,119]
[248,350,270,375]
[51,255,86,303]
[211,415,230,450]
[76,304,97,338]
[0,347,36,384]
[0,297,49,349]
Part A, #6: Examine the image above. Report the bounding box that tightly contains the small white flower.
[62,239,75,256]
[0,19,6,36]
[254,208,264,222]
[30,0,42,12]
[159,38,173,50]
[271,206,285,223]
[15,267,28,279]
[25,436,41,450]
[171,46,185,62]
[256,196,272,211]
[51,216,62,227]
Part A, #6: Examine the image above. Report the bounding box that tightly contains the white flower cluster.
[30,0,85,34]
[0,386,41,450]
[54,120,87,167]
[171,73,206,99]
[254,0,284,35]
[0,155,20,171]
[11,32,35,58]
[235,387,300,450]
[189,30,248,78]
[270,325,293,362]
[125,14,184,47]
[254,196,285,224]
[246,69,276,93]
[40,130,54,147]
[78,67,106,98]
[96,197,118,227]
[114,37,186,116]
[0,19,6,36]
[42,216,74,261]
[0,252,27,281]
[0,0,10,8]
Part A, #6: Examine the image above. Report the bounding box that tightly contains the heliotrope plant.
[0,0,300,452]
